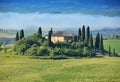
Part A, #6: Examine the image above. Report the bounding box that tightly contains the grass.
[0,56,120,82]
[104,40,120,55]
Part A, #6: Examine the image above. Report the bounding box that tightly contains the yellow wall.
[45,36,64,43]
[51,36,64,43]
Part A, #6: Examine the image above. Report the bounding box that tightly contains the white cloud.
[0,12,120,30]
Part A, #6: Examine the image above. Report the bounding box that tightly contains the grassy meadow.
[0,56,120,82]
[104,40,120,55]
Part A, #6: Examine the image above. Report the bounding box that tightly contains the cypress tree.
[86,26,90,43]
[38,27,42,38]
[15,32,19,41]
[19,29,24,39]
[108,45,111,56]
[81,25,85,41]
[99,34,104,51]
[95,32,100,49]
[89,34,93,48]
[74,35,78,42]
[78,28,81,41]
[50,28,53,34]
[48,31,52,47]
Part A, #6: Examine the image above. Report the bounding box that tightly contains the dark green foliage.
[19,29,24,39]
[32,33,43,43]
[14,33,46,55]
[48,31,52,47]
[108,45,111,56]
[88,51,96,57]
[113,48,116,56]
[0,43,2,47]
[71,42,84,49]
[50,28,53,34]
[25,47,50,56]
[81,25,85,41]
[38,27,42,38]
[25,47,38,56]
[53,47,63,56]
[63,48,83,57]
[78,28,81,41]
[55,42,70,48]
[37,47,50,56]
[83,47,88,57]
[95,32,100,49]
[0,43,2,50]
[74,35,78,42]
[89,34,93,48]
[99,34,104,51]
[14,42,30,55]
[15,32,19,41]
[86,26,90,44]
[14,27,101,58]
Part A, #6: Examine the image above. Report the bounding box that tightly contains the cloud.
[0,12,120,30]
[0,0,120,16]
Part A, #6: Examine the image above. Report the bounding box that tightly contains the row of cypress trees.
[15,27,118,56]
[78,26,91,43]
[15,26,103,52]
[15,29,24,41]
[95,32,104,51]
[77,25,104,51]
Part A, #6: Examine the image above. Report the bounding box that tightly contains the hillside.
[0,56,120,82]
[104,40,120,55]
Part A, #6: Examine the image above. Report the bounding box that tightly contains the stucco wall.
[45,36,64,43]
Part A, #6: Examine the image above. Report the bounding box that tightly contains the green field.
[104,40,120,55]
[0,56,120,82]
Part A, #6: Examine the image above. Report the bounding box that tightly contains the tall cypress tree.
[89,34,93,48]
[95,32,100,49]
[99,34,104,51]
[50,28,53,34]
[108,45,111,56]
[20,29,24,39]
[78,28,81,41]
[74,35,78,42]
[86,26,90,43]
[38,27,42,38]
[82,25,85,41]
[15,32,19,41]
[48,31,52,47]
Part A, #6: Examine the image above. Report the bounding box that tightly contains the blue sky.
[0,0,120,30]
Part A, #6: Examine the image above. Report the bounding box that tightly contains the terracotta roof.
[52,31,74,37]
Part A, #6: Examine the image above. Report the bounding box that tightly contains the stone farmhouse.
[45,31,74,43]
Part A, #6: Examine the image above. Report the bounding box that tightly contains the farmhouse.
[45,31,74,43]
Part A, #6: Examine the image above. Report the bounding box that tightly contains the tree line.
[15,29,24,41]
[14,26,118,58]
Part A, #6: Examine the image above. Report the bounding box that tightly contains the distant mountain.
[1,27,120,38]
[92,28,120,37]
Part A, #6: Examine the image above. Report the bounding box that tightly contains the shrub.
[37,47,50,56]
[53,47,63,56]
[25,47,38,56]
[14,42,30,55]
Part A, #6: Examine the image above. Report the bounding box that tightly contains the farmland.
[104,40,120,55]
[0,56,120,82]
